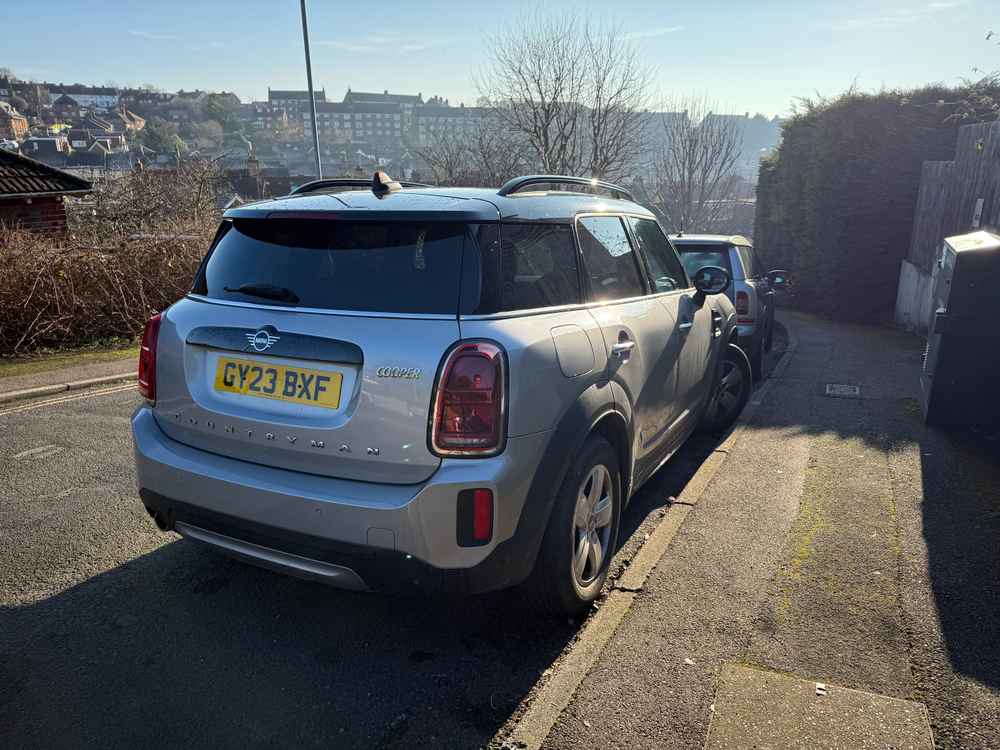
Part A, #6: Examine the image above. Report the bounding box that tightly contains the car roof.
[669,233,751,246]
[224,186,655,223]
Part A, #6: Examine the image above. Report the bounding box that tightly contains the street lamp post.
[300,0,322,179]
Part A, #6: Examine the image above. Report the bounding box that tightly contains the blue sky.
[4,0,991,116]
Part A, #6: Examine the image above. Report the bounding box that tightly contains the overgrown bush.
[754,82,1000,323]
[0,163,224,358]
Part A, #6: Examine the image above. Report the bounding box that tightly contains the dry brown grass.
[0,162,225,358]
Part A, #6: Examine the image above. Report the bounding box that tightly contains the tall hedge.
[754,85,990,322]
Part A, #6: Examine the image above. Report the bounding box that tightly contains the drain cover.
[825,383,861,398]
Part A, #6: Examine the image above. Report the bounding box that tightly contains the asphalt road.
[0,334,786,750]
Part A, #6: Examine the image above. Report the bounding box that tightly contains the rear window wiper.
[223,282,300,304]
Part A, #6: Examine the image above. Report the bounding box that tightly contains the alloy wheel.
[571,464,614,586]
[710,359,746,423]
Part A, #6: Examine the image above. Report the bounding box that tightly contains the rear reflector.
[137,313,162,402]
[457,488,494,546]
[430,341,506,457]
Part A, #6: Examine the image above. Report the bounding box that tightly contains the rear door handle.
[611,341,635,358]
[678,321,693,331]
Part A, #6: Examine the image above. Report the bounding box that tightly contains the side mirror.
[693,265,730,295]
[766,269,789,289]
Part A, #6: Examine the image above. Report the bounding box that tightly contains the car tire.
[527,436,621,617]
[700,342,753,434]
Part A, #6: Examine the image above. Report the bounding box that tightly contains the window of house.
[577,216,645,301]
[628,217,688,292]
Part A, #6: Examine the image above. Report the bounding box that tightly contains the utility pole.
[300,0,322,178]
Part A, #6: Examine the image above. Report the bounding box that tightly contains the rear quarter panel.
[459,309,612,437]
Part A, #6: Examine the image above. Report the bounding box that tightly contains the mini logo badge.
[246,328,280,352]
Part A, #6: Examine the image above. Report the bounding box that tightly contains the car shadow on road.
[0,537,569,750]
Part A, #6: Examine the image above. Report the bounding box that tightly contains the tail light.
[735,291,754,323]
[137,313,162,401]
[430,341,506,457]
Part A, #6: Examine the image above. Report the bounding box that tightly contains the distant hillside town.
[0,75,781,205]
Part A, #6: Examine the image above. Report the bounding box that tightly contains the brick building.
[0,102,29,140]
[0,149,92,233]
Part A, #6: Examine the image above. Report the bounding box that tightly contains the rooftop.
[343,89,422,106]
[269,88,326,102]
[0,149,92,198]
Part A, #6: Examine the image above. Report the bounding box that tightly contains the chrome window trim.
[459,289,690,320]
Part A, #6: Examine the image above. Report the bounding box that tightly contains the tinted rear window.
[676,244,733,280]
[499,223,580,311]
[193,219,467,314]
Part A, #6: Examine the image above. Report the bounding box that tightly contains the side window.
[628,217,689,292]
[736,246,757,279]
[749,246,767,278]
[499,223,580,311]
[577,216,646,301]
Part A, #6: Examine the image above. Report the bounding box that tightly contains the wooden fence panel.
[907,161,953,273]
[941,121,1000,238]
[908,121,1000,272]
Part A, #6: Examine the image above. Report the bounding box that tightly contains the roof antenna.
[372,170,401,197]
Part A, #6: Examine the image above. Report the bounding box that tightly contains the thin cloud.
[833,0,966,30]
[320,32,438,54]
[320,40,369,53]
[625,25,685,40]
[129,29,177,41]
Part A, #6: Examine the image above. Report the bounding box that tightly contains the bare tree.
[467,116,531,186]
[415,115,531,186]
[646,95,743,232]
[414,126,472,185]
[477,13,652,180]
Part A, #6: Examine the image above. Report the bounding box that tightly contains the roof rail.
[497,174,635,202]
[291,177,434,195]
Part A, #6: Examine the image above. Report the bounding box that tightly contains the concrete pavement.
[535,312,999,750]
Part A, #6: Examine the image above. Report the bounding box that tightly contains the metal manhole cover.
[825,383,861,398]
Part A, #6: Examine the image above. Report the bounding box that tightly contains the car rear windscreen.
[193,219,468,314]
[675,244,733,280]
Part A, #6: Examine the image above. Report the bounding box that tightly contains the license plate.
[213,357,343,409]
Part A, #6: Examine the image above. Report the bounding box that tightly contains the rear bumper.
[132,407,552,594]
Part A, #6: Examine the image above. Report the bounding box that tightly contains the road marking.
[500,328,800,750]
[13,444,64,461]
[0,382,137,417]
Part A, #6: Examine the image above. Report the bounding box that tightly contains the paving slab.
[705,664,934,750]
